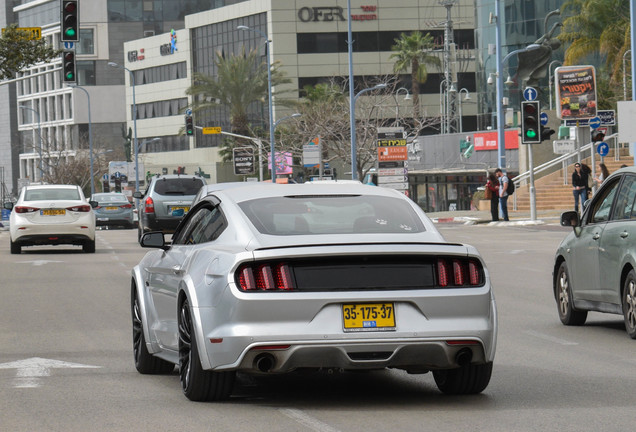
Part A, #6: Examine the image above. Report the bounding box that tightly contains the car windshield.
[93,194,128,204]
[25,188,80,201]
[154,178,205,196]
[238,194,426,235]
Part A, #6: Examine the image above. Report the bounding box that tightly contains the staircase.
[513,150,633,211]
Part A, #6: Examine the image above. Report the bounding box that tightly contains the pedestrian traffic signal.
[591,130,605,142]
[540,125,555,142]
[60,1,79,42]
[62,50,76,83]
[521,101,540,144]
[185,115,194,135]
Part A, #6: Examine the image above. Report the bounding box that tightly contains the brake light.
[144,197,155,213]
[436,258,483,287]
[15,206,39,213]
[66,204,91,212]
[237,262,296,291]
[121,203,133,209]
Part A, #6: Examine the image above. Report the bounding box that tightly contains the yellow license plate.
[342,303,395,332]
[105,206,118,210]
[41,209,65,216]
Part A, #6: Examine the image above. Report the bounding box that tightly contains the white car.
[4,184,97,254]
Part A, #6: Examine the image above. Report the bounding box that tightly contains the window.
[613,175,636,220]
[77,29,95,54]
[173,205,226,245]
[239,195,426,236]
[588,178,620,224]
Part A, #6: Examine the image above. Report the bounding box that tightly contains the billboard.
[554,65,597,120]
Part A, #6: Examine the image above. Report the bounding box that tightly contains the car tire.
[556,261,587,325]
[131,283,174,374]
[179,298,235,401]
[622,270,636,339]
[10,240,21,254]
[83,239,96,253]
[433,362,493,394]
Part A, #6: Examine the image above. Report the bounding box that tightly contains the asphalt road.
[1,223,635,431]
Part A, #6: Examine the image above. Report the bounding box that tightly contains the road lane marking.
[525,330,578,345]
[279,408,342,432]
[17,260,64,266]
[0,357,101,388]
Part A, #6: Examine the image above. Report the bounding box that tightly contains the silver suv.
[133,174,206,240]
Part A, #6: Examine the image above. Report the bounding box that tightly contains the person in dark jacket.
[486,172,500,221]
[572,163,589,213]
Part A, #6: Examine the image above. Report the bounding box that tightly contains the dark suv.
[134,174,206,240]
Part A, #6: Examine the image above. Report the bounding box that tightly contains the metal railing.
[511,133,621,210]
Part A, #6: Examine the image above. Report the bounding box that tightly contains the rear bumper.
[139,213,182,233]
[13,233,93,246]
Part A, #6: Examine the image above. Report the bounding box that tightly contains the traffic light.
[62,50,76,83]
[540,125,555,142]
[592,130,605,143]
[185,115,194,135]
[60,1,79,42]
[521,101,541,144]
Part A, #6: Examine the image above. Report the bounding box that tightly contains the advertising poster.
[473,130,519,151]
[554,66,597,120]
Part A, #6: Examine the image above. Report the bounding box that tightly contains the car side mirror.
[140,231,169,250]
[133,191,144,199]
[3,202,13,210]
[89,200,98,208]
[560,211,580,228]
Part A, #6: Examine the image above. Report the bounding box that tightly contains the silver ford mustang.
[131,182,497,401]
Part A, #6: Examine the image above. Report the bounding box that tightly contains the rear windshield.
[238,195,426,235]
[93,194,129,204]
[25,188,80,201]
[153,178,205,196]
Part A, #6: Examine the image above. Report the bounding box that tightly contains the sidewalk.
[427,208,566,226]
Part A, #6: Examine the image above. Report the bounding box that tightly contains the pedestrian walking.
[572,163,588,213]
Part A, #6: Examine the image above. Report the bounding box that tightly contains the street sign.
[2,27,41,40]
[378,161,407,169]
[597,142,609,157]
[377,146,407,161]
[589,116,601,130]
[553,139,576,154]
[378,168,407,176]
[377,175,408,184]
[202,127,221,134]
[523,87,538,101]
[233,147,254,175]
[378,182,409,190]
[540,112,548,126]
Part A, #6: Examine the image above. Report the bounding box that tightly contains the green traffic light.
[65,28,76,37]
[526,129,537,138]
[66,72,74,80]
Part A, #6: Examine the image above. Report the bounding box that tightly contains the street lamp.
[107,61,139,194]
[548,60,562,110]
[18,105,43,182]
[350,83,387,180]
[458,88,471,132]
[237,25,275,179]
[67,84,94,196]
[394,87,411,121]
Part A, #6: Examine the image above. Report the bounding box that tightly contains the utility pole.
[440,0,459,134]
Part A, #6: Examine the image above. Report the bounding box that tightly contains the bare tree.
[279,77,440,180]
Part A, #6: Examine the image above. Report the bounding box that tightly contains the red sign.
[377,146,407,161]
[473,130,519,151]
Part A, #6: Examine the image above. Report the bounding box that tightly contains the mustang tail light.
[144,197,155,213]
[15,206,40,213]
[66,204,91,212]
[237,262,296,291]
[436,258,483,287]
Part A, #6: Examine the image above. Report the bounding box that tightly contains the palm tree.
[390,31,440,119]
[558,0,630,88]
[185,46,289,137]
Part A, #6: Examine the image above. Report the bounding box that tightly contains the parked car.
[133,174,206,240]
[4,184,97,254]
[554,166,636,338]
[91,192,134,229]
[131,182,497,401]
